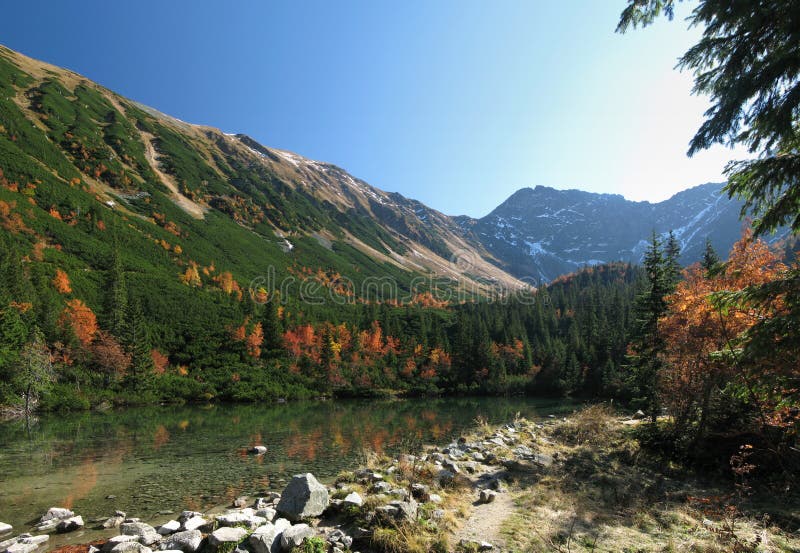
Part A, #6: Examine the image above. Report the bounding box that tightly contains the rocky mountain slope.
[463,183,771,282]
[0,44,521,301]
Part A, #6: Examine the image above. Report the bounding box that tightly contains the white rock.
[279,525,313,552]
[343,492,363,507]
[158,521,181,536]
[40,508,74,523]
[0,523,11,535]
[179,517,207,532]
[209,527,248,549]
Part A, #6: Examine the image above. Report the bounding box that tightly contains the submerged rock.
[276,474,329,521]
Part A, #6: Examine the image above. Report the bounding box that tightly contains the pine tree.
[261,299,283,355]
[664,230,682,289]
[628,232,670,422]
[122,298,152,391]
[701,238,721,277]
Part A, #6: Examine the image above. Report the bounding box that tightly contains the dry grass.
[498,411,800,553]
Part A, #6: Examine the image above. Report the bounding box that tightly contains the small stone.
[233,497,249,509]
[372,481,391,494]
[0,523,11,535]
[428,494,442,504]
[279,524,313,551]
[479,490,497,504]
[250,446,267,455]
[343,492,363,507]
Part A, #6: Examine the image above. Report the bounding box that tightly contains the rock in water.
[0,523,11,535]
[158,530,202,553]
[279,525,313,551]
[276,474,329,521]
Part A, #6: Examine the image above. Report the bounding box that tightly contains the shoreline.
[3,406,798,553]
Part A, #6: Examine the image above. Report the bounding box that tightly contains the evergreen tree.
[122,298,152,391]
[628,232,670,422]
[261,299,283,355]
[701,238,721,277]
[664,230,682,289]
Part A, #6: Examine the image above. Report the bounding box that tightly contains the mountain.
[463,183,775,282]
[0,44,522,301]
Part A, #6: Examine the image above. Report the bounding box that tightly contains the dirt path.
[453,491,517,549]
[140,130,206,219]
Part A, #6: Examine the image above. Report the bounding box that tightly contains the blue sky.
[0,1,746,217]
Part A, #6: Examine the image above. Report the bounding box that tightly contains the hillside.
[0,44,522,302]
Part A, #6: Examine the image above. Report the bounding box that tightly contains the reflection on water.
[0,397,575,539]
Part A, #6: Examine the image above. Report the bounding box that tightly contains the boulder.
[254,508,276,522]
[110,543,152,553]
[0,523,11,535]
[208,527,248,550]
[120,522,160,546]
[40,508,74,523]
[103,535,139,551]
[215,510,265,530]
[232,497,249,509]
[276,474,329,521]
[179,517,207,532]
[56,516,84,533]
[158,530,202,553]
[157,520,181,535]
[6,544,39,553]
[18,535,49,546]
[279,525,313,552]
[249,520,290,553]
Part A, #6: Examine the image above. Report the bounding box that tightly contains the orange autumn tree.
[59,299,99,347]
[659,230,787,443]
[52,269,72,294]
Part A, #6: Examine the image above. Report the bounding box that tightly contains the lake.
[0,397,576,548]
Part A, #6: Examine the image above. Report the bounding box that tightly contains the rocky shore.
[3,407,798,553]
